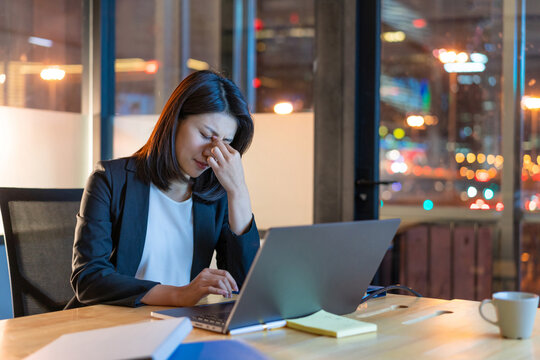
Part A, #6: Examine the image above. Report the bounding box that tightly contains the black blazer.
[67,157,260,308]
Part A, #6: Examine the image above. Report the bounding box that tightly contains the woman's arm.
[141,268,238,306]
[207,137,253,235]
[206,137,260,285]
[71,162,159,307]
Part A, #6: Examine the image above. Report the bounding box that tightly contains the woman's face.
[175,112,238,178]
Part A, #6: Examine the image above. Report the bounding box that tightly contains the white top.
[135,184,194,287]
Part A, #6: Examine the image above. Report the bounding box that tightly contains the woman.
[67,70,259,308]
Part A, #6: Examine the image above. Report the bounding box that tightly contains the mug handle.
[479,299,498,325]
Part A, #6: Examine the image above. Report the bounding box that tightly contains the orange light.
[144,60,158,74]
[477,153,486,163]
[406,115,424,127]
[521,253,530,262]
[273,102,293,115]
[475,170,490,182]
[522,96,540,110]
[460,166,468,177]
[40,66,65,81]
[424,115,438,125]
[439,50,457,64]
[496,202,504,211]
[495,155,504,168]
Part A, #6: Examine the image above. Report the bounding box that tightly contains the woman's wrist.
[225,182,249,200]
[141,284,197,307]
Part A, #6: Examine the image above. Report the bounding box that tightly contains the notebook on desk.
[151,218,400,334]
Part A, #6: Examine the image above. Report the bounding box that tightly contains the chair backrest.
[0,188,83,317]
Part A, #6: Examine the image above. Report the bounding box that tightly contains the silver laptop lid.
[225,218,401,331]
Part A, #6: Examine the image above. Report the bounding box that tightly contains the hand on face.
[207,136,248,197]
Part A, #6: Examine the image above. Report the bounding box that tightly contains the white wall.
[243,113,314,229]
[0,106,90,189]
[113,112,315,229]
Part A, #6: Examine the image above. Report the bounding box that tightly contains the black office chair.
[0,187,83,317]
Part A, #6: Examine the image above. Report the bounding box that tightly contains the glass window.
[115,0,224,115]
[255,1,314,113]
[0,0,87,191]
[115,0,157,115]
[379,0,504,301]
[380,0,540,298]
[0,0,82,112]
[379,0,502,210]
[115,0,315,115]
[520,0,540,295]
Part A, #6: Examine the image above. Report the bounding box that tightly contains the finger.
[211,144,229,162]
[204,277,231,298]
[224,142,238,155]
[224,273,238,292]
[213,138,233,157]
[211,145,226,162]
[209,269,238,291]
[202,270,232,295]
[206,286,229,297]
[217,277,233,296]
[207,156,220,170]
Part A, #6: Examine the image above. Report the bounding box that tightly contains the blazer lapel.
[116,159,150,276]
[191,198,217,279]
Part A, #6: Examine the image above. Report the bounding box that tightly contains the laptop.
[151,218,400,334]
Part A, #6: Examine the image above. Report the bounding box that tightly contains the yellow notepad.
[286,309,377,338]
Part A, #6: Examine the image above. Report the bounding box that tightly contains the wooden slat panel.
[453,226,476,300]
[476,226,493,300]
[402,226,429,296]
[429,226,451,299]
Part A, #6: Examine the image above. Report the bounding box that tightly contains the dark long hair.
[133,70,254,201]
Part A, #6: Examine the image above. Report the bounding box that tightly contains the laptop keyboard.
[191,312,228,326]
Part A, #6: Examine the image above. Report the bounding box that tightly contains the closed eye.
[200,132,212,140]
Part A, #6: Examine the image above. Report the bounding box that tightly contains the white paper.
[26,317,192,360]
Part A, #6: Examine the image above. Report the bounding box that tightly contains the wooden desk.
[1,294,539,359]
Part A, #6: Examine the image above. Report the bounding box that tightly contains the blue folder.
[170,339,268,360]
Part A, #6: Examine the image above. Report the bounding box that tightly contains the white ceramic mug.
[479,291,539,339]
